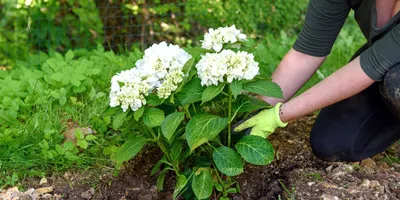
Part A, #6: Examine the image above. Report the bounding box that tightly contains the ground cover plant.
[109,25,284,200]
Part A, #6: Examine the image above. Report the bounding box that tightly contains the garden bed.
[7,115,399,200]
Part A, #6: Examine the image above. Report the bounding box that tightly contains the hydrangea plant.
[110,25,283,200]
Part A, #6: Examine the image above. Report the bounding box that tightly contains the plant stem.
[148,127,179,175]
[228,87,232,147]
[184,105,192,119]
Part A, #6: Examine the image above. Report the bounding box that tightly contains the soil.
[10,115,400,200]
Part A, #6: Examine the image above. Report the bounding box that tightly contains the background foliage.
[0,0,368,188]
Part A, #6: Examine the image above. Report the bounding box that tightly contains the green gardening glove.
[233,103,288,138]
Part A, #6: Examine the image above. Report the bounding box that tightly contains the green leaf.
[143,108,165,128]
[201,84,225,104]
[65,151,80,161]
[157,168,170,191]
[230,80,243,99]
[63,141,74,151]
[161,112,185,142]
[213,146,244,176]
[177,78,205,105]
[226,188,238,194]
[182,57,195,74]
[77,140,88,149]
[235,135,275,165]
[192,168,213,199]
[85,135,97,141]
[173,174,188,200]
[146,93,164,106]
[151,156,167,176]
[74,129,84,140]
[55,145,65,155]
[134,107,145,121]
[170,140,183,162]
[243,80,283,98]
[186,114,228,151]
[113,111,128,130]
[234,94,270,113]
[115,135,148,164]
[65,50,75,61]
[51,72,64,82]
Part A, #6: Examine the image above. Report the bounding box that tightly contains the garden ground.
[3,114,400,200]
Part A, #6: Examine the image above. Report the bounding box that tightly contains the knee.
[310,134,359,162]
[380,63,400,119]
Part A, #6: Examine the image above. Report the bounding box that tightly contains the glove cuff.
[273,102,288,128]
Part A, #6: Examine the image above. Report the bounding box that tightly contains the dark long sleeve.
[360,23,400,81]
[293,0,351,57]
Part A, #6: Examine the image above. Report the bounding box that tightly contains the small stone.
[5,187,20,200]
[321,194,341,200]
[347,186,360,194]
[326,165,334,173]
[23,188,37,200]
[321,182,339,189]
[41,194,53,199]
[377,162,391,171]
[308,182,316,186]
[53,194,62,200]
[81,188,95,199]
[63,172,71,180]
[39,177,48,185]
[36,187,53,195]
[360,158,376,173]
[287,140,294,144]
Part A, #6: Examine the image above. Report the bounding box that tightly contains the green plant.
[0,45,144,186]
[111,26,282,199]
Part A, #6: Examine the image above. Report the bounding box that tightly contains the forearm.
[280,56,375,122]
[260,48,325,105]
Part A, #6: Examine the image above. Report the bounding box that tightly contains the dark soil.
[17,115,400,200]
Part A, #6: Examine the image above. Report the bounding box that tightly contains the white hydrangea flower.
[110,42,192,111]
[195,50,259,86]
[109,68,151,112]
[201,25,247,52]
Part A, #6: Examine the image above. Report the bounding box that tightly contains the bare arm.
[279,56,375,122]
[259,48,325,104]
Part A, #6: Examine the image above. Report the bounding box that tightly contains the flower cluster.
[196,50,259,86]
[110,42,191,111]
[201,25,247,52]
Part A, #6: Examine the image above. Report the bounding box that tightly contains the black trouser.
[310,44,400,162]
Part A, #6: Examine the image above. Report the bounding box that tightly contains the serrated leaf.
[177,78,205,105]
[112,111,128,130]
[134,107,145,121]
[186,114,228,151]
[234,94,270,113]
[65,50,74,61]
[170,140,183,162]
[77,140,88,149]
[162,112,185,142]
[146,93,164,106]
[243,80,283,98]
[230,80,243,99]
[74,129,84,140]
[213,146,244,176]
[143,108,165,128]
[115,135,147,164]
[192,168,213,199]
[235,135,275,165]
[201,83,225,104]
[55,144,65,155]
[63,141,74,151]
[51,72,64,82]
[85,135,97,141]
